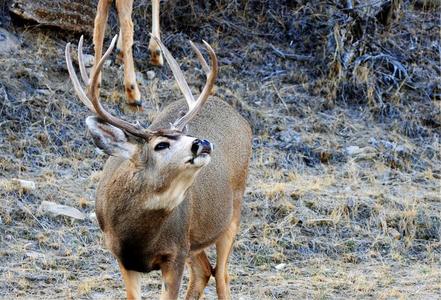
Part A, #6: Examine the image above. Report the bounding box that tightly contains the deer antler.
[77,36,90,86]
[65,35,152,139]
[151,37,218,131]
[189,41,210,75]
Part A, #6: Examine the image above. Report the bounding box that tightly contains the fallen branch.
[270,44,314,62]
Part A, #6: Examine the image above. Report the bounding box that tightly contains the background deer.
[65,35,252,299]
[93,0,163,107]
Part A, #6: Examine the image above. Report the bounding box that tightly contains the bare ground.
[0,1,440,299]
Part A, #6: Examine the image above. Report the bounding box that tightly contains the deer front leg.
[92,0,111,93]
[160,259,185,300]
[115,0,142,107]
[118,261,142,300]
[148,0,163,66]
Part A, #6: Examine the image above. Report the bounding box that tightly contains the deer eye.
[154,142,170,151]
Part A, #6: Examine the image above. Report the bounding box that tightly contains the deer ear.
[86,116,138,159]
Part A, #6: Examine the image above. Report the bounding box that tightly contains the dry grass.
[1,0,440,298]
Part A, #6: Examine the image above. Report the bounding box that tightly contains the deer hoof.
[126,99,144,112]
[115,48,124,64]
[150,49,163,66]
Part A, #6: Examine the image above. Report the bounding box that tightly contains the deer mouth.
[201,143,213,153]
[186,152,211,165]
[186,139,213,165]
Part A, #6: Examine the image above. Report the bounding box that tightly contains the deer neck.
[141,170,199,212]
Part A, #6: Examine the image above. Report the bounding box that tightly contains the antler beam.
[65,35,152,139]
[152,37,218,131]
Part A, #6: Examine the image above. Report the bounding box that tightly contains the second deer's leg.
[92,0,111,92]
[185,251,213,300]
[159,259,185,300]
[118,261,142,300]
[115,0,142,106]
[116,29,124,63]
[148,0,163,66]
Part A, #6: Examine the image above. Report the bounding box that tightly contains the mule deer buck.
[65,34,252,299]
[93,0,164,107]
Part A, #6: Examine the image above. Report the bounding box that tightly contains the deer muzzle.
[191,139,213,156]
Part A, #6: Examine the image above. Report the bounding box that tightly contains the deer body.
[66,35,251,299]
[97,98,251,273]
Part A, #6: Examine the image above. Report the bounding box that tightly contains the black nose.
[191,139,212,156]
[133,99,143,107]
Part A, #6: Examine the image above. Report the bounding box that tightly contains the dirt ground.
[0,1,440,299]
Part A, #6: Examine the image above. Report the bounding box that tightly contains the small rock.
[146,70,156,80]
[90,293,108,300]
[381,140,396,149]
[345,145,362,156]
[346,197,355,208]
[136,71,147,86]
[82,53,95,67]
[9,0,95,33]
[11,179,36,191]
[275,263,287,271]
[388,227,401,240]
[0,28,20,54]
[89,212,97,222]
[26,251,44,259]
[39,201,85,220]
[35,89,51,96]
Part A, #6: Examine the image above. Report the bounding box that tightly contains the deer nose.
[191,139,213,156]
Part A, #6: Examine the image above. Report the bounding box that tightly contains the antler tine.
[151,36,197,111]
[152,37,218,131]
[66,35,151,140]
[189,41,210,75]
[65,42,97,113]
[88,35,152,139]
[173,40,218,131]
[88,34,118,97]
[78,35,90,85]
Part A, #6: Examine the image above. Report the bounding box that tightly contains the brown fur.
[95,97,252,299]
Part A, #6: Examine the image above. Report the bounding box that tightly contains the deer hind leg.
[185,251,213,300]
[118,261,142,300]
[159,259,185,300]
[148,0,163,66]
[115,0,142,107]
[92,0,111,93]
[215,216,240,300]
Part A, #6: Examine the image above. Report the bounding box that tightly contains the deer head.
[65,35,218,210]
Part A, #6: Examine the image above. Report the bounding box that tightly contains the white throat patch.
[144,171,199,211]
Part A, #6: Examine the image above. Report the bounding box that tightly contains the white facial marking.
[144,169,201,211]
[192,153,211,167]
[143,134,212,211]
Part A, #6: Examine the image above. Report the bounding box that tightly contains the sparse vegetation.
[0,0,440,298]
